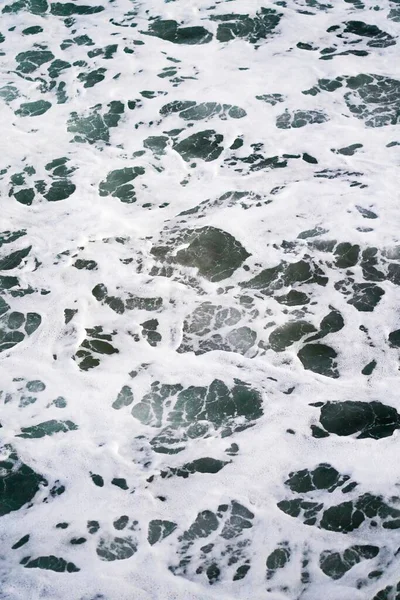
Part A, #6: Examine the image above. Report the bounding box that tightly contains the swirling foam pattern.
[0,0,400,598]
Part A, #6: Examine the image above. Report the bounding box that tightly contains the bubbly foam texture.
[0,0,400,598]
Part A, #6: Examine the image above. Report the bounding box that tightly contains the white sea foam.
[0,0,400,598]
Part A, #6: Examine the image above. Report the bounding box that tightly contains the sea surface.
[0,0,400,598]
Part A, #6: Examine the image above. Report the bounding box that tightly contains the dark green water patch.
[144,20,212,45]
[359,248,384,281]
[161,457,229,479]
[22,25,44,35]
[170,500,254,584]
[92,284,124,315]
[0,84,19,104]
[148,520,177,545]
[183,326,257,356]
[141,319,161,347]
[112,385,134,410]
[68,101,125,144]
[266,543,291,580]
[15,100,52,118]
[177,302,257,356]
[334,242,360,268]
[173,130,224,162]
[357,206,378,220]
[307,309,344,343]
[0,446,46,516]
[93,284,163,315]
[96,525,138,561]
[3,0,48,15]
[241,259,327,294]
[210,8,282,44]
[99,167,145,203]
[332,143,363,156]
[17,419,78,438]
[8,161,77,204]
[269,321,316,352]
[0,246,31,271]
[12,534,30,549]
[131,379,262,453]
[316,401,400,439]
[23,555,80,572]
[143,136,169,156]
[74,326,118,370]
[320,544,379,580]
[347,283,385,312]
[171,227,250,282]
[44,180,76,201]
[16,50,54,74]
[344,74,400,127]
[73,259,97,271]
[50,2,104,16]
[298,344,338,378]
[373,581,400,600]
[285,464,351,494]
[224,147,288,173]
[78,67,106,88]
[0,230,26,248]
[256,93,285,105]
[275,290,310,306]
[389,3,400,22]
[60,34,94,50]
[160,101,246,121]
[48,59,71,79]
[278,483,400,532]
[307,74,400,127]
[342,21,395,48]
[389,329,400,348]
[0,293,41,353]
[45,157,76,178]
[177,303,252,355]
[87,44,117,59]
[276,109,328,129]
[13,189,36,206]
[362,360,377,376]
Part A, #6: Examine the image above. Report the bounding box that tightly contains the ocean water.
[0,0,400,598]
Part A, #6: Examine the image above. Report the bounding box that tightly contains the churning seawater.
[0,0,400,598]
